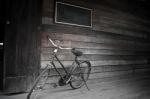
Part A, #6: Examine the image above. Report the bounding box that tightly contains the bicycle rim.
[70,61,91,89]
[26,67,50,99]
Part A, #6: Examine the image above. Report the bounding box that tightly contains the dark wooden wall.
[3,0,42,93]
[41,0,150,82]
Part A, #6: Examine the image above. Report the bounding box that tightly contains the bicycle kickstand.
[85,82,90,91]
[82,77,90,91]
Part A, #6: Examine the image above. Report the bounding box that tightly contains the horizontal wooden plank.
[42,70,134,83]
[91,64,150,73]
[42,17,149,39]
[42,24,148,43]
[89,70,133,80]
[93,4,150,28]
[134,68,150,73]
[41,60,148,68]
[89,67,150,80]
[39,64,150,76]
[41,54,147,61]
[93,14,150,33]
[41,48,148,55]
[41,40,150,51]
[42,32,149,46]
[94,21,148,39]
[40,67,150,84]
[92,22,148,39]
[89,60,148,66]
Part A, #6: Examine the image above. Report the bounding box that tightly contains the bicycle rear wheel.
[26,66,50,99]
[70,61,91,89]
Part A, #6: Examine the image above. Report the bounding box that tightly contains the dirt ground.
[1,73,150,99]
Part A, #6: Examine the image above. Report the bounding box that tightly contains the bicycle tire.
[70,61,91,89]
[26,66,50,99]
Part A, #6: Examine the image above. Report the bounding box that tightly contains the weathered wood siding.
[41,0,150,81]
[0,46,3,90]
[3,0,42,93]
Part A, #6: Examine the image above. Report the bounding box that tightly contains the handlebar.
[0,43,3,46]
[47,36,72,50]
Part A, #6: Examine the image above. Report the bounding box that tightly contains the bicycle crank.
[58,75,71,86]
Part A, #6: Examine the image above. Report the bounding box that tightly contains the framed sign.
[55,1,92,28]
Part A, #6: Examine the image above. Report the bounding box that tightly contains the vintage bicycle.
[26,36,91,99]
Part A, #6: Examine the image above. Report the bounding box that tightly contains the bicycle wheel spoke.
[70,61,91,89]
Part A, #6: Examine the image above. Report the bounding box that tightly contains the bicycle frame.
[49,47,80,82]
[46,36,90,88]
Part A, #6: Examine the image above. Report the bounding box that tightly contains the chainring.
[58,75,71,86]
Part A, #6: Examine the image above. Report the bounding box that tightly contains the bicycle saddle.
[71,48,83,56]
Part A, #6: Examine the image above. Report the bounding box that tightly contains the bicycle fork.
[80,69,90,91]
[75,57,90,91]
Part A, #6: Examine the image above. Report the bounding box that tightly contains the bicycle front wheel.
[70,61,91,89]
[26,66,50,99]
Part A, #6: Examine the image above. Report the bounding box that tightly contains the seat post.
[75,56,80,65]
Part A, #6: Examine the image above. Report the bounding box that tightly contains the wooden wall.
[0,45,3,90]
[3,0,42,93]
[41,0,150,82]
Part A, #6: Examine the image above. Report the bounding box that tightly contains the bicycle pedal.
[36,85,43,90]
[51,83,58,88]
[65,76,72,84]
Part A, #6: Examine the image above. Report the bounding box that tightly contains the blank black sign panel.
[55,2,92,27]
